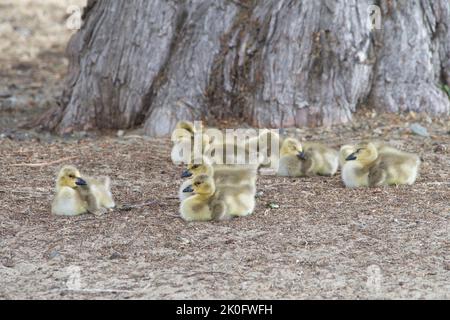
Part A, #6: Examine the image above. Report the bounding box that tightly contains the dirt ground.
[0,1,449,300]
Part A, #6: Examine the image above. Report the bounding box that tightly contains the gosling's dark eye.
[192,165,199,169]
[69,175,75,178]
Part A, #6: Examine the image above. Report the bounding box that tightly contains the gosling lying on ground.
[179,174,226,222]
[277,138,339,177]
[342,142,421,188]
[51,166,115,216]
[178,157,258,201]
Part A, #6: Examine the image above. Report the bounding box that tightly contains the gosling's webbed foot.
[91,208,108,216]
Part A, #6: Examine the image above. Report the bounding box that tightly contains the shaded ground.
[0,1,449,300]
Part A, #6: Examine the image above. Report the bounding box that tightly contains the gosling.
[212,182,256,218]
[245,129,281,169]
[339,144,356,169]
[342,142,421,188]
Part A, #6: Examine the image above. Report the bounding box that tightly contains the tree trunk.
[39,0,450,136]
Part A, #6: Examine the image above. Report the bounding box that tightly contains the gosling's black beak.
[75,178,87,186]
[346,153,357,161]
[297,151,307,160]
[183,185,194,193]
[181,170,193,178]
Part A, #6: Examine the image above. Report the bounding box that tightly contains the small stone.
[109,252,122,260]
[410,123,429,137]
[117,130,125,137]
[177,237,190,245]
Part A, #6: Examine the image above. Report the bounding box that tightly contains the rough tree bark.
[39,0,450,136]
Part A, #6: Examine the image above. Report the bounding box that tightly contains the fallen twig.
[184,271,231,278]
[9,157,77,168]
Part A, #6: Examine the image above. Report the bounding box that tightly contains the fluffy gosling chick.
[339,141,399,169]
[179,174,226,222]
[171,122,211,164]
[51,166,89,216]
[342,142,421,187]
